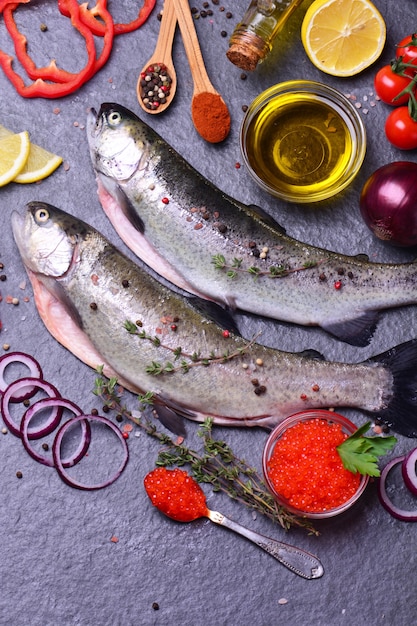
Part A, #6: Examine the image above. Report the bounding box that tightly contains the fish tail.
[366,339,417,437]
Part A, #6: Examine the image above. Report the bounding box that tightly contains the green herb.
[337,422,397,477]
[93,369,317,535]
[124,319,260,375]
[212,253,322,279]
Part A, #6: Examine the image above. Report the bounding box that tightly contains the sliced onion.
[20,398,91,468]
[378,455,417,521]
[401,447,417,496]
[52,414,129,490]
[0,352,43,401]
[1,377,61,438]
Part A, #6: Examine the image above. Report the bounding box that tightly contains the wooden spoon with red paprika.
[171,0,231,142]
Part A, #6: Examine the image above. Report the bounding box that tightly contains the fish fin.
[153,404,187,438]
[188,296,241,336]
[39,276,84,329]
[297,349,326,361]
[321,311,379,346]
[247,204,287,234]
[98,173,145,234]
[364,339,417,437]
[353,253,369,262]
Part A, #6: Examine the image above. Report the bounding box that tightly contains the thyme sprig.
[212,253,321,279]
[124,320,260,375]
[93,368,317,534]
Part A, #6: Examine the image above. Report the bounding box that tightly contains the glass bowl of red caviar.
[262,410,369,519]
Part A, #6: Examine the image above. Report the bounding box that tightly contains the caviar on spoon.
[137,0,177,114]
[144,467,324,579]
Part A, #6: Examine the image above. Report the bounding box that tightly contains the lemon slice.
[14,142,63,184]
[301,0,386,77]
[0,131,31,187]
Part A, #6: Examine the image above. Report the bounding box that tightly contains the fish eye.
[108,111,122,127]
[34,207,50,223]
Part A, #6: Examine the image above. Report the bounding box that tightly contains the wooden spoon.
[171,0,231,142]
[137,0,178,115]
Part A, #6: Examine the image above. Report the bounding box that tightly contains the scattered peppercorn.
[122,279,129,288]
[40,23,48,31]
[152,603,160,611]
[90,302,98,310]
[334,281,342,290]
[161,197,169,204]
[16,471,23,479]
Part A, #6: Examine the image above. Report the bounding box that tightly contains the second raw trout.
[11,201,417,437]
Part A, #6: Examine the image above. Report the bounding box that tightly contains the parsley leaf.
[337,422,397,477]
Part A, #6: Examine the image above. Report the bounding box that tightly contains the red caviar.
[144,467,208,522]
[266,418,360,513]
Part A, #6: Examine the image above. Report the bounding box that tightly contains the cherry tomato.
[396,33,417,70]
[374,65,414,105]
[385,106,417,150]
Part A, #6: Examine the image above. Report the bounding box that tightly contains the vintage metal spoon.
[205,508,324,579]
[171,0,231,142]
[137,0,178,114]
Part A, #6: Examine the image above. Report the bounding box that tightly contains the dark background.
[1,1,416,624]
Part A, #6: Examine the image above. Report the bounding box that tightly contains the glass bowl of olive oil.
[240,80,367,203]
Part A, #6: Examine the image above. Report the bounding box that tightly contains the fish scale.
[11,202,417,437]
[87,102,417,347]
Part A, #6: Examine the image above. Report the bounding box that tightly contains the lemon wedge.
[301,0,386,77]
[0,123,63,184]
[14,142,63,184]
[0,131,31,187]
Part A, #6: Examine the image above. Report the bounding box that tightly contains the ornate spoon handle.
[206,509,324,580]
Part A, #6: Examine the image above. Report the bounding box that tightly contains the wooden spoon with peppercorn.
[137,0,177,114]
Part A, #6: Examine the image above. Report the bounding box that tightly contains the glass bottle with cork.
[226,0,306,71]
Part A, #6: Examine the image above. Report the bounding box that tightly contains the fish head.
[11,201,82,278]
[87,102,151,181]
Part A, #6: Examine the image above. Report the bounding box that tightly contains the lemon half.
[301,0,386,77]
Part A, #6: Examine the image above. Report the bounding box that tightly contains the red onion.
[359,161,417,247]
[52,414,129,490]
[401,447,417,496]
[378,454,417,521]
[20,398,91,468]
[0,352,43,401]
[1,377,61,438]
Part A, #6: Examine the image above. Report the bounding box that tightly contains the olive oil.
[244,93,356,200]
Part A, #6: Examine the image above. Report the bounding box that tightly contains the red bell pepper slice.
[73,0,156,37]
[0,0,114,98]
[3,0,97,83]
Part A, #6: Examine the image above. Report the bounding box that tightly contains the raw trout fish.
[11,202,417,437]
[87,102,417,347]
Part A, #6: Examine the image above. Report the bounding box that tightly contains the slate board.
[1,1,416,625]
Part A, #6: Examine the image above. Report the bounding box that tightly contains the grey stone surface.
[0,1,416,625]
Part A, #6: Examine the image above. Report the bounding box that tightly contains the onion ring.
[1,377,61,438]
[52,414,129,490]
[402,447,417,496]
[378,455,417,521]
[0,352,43,401]
[20,398,91,468]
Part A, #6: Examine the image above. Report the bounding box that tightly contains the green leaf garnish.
[337,422,397,477]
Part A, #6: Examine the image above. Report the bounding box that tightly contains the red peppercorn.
[170,324,177,331]
[334,280,342,290]
[222,330,230,338]
[161,197,169,204]
[122,432,129,440]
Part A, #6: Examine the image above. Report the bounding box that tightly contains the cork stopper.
[226,44,262,72]
[226,32,268,72]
